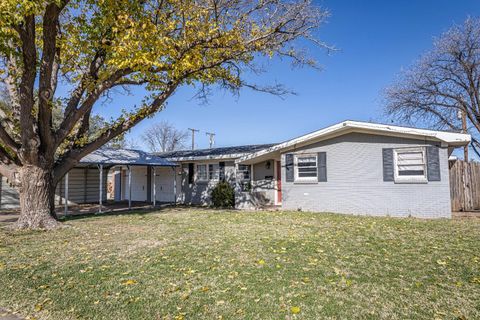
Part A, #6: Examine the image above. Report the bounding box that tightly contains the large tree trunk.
[14,165,59,229]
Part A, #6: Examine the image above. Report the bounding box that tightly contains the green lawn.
[0,208,479,319]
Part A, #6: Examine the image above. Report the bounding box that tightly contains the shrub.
[211,181,235,208]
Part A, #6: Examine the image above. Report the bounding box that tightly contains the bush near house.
[211,181,235,208]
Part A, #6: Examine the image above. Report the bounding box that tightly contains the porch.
[235,158,283,209]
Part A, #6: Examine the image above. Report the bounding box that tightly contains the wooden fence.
[450,160,480,212]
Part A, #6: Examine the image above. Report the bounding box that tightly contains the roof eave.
[166,153,250,162]
[236,121,471,164]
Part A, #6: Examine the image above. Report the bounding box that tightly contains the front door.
[276,161,282,205]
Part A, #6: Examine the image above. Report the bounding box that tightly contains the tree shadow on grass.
[59,205,173,222]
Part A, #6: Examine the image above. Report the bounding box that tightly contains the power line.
[188,128,200,150]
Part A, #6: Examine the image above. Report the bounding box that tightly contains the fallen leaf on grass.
[291,306,301,314]
[123,279,137,285]
[436,260,447,266]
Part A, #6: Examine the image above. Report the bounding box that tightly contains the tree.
[384,18,480,158]
[0,0,330,229]
[87,114,127,149]
[1,89,126,148]
[142,120,188,153]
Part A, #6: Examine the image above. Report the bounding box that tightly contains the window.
[196,164,207,181]
[237,164,251,181]
[394,147,427,183]
[208,163,220,180]
[295,154,317,181]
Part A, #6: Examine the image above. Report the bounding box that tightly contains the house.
[160,120,470,218]
[0,120,471,218]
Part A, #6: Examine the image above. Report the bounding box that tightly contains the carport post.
[128,165,132,210]
[98,164,103,213]
[152,166,156,207]
[172,167,177,205]
[64,172,69,216]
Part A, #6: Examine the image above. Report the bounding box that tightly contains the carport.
[61,148,178,215]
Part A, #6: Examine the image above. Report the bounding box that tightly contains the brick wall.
[280,132,451,218]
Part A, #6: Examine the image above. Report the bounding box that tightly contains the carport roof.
[79,148,177,166]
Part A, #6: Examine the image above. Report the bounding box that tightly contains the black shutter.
[426,146,441,181]
[188,163,194,184]
[219,161,225,181]
[285,154,294,182]
[382,148,394,181]
[317,152,327,182]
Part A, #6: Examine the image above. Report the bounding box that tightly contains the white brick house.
[161,121,470,218]
[0,121,471,218]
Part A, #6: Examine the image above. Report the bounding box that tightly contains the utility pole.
[458,110,469,162]
[188,128,199,150]
[206,132,216,149]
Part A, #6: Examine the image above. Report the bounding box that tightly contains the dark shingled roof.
[157,144,276,160]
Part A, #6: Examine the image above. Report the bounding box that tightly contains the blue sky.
[92,0,480,150]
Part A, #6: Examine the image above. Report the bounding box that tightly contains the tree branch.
[55,68,133,147]
[53,82,178,182]
[0,122,20,152]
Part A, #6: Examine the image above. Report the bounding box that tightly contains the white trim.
[152,167,156,206]
[236,120,471,164]
[251,164,255,190]
[294,154,318,183]
[166,153,249,162]
[98,164,103,213]
[393,147,428,184]
[237,164,251,181]
[64,172,69,216]
[196,164,208,182]
[195,162,223,182]
[208,163,221,181]
[274,160,282,205]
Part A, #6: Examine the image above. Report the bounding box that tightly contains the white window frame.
[237,164,251,181]
[294,154,318,182]
[393,147,428,183]
[196,164,208,182]
[208,163,220,181]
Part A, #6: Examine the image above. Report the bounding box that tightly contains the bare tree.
[384,17,480,158]
[142,121,188,153]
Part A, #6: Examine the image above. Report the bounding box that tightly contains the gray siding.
[280,132,451,218]
[180,161,235,205]
[56,167,108,204]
